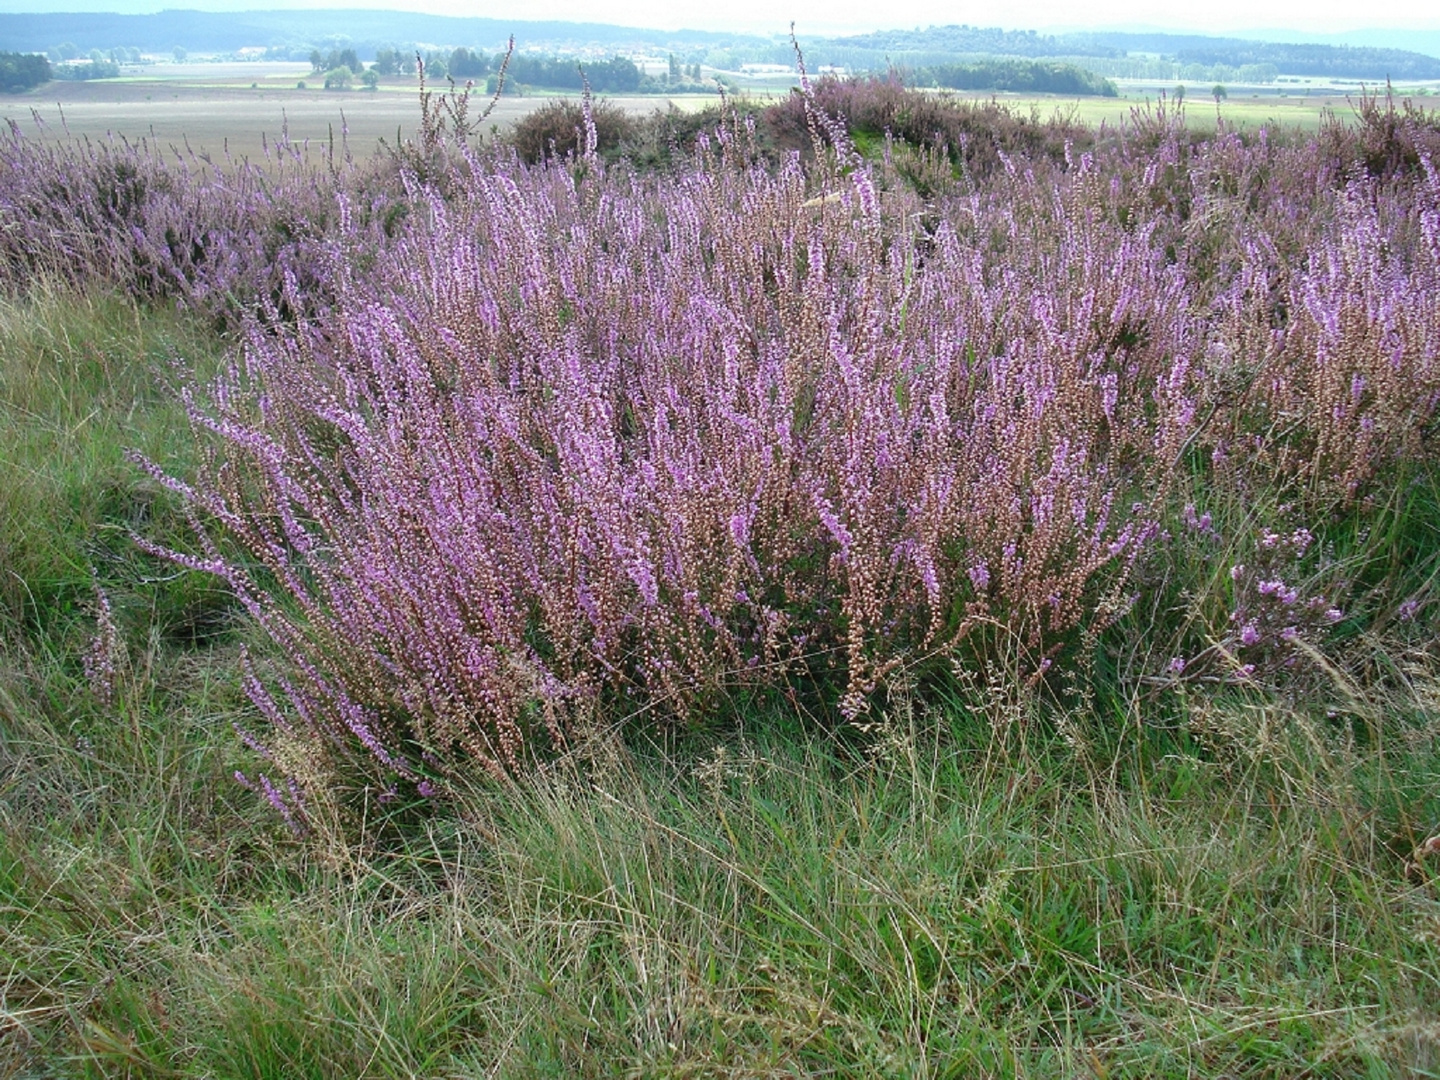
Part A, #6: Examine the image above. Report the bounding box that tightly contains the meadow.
[2,71,1440,1077]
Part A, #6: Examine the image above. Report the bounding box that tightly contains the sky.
[3,0,1439,38]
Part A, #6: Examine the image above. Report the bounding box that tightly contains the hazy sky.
[4,0,1438,38]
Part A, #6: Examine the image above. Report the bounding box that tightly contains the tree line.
[908,60,1118,97]
[366,47,643,93]
[0,51,51,92]
[1174,42,1440,81]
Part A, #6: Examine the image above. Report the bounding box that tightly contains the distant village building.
[739,62,845,77]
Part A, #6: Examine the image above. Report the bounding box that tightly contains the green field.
[941,90,1357,133]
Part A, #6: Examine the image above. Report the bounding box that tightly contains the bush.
[448,47,488,80]
[53,59,120,81]
[759,76,1092,181]
[372,48,403,76]
[1320,87,1440,181]
[507,98,639,163]
[502,54,641,93]
[4,73,1438,821]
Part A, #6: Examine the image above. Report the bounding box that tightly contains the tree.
[309,49,324,73]
[360,68,379,90]
[323,66,352,90]
[668,53,680,82]
[172,47,187,63]
[0,51,51,93]
[449,47,488,79]
[1172,84,1185,103]
[1212,83,1227,103]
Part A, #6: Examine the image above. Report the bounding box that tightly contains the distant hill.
[0,9,776,56]
[2,12,1437,83]
[820,25,1440,81]
[815,25,1120,60]
[1229,27,1440,61]
[1058,31,1440,80]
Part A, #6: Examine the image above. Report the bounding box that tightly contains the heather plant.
[1,68,1436,820]
[507,97,639,164]
[147,127,1214,806]
[760,74,1093,183]
[614,100,770,173]
[1201,167,1440,506]
[1321,87,1440,182]
[0,117,391,324]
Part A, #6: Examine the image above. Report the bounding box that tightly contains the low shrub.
[2,74,1437,826]
[507,98,639,163]
[759,76,1093,181]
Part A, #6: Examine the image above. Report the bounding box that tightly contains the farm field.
[1,60,1389,162]
[2,63,720,160]
[2,73,1440,1076]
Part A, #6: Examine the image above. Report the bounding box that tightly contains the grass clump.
[6,646,1440,1075]
[0,287,229,646]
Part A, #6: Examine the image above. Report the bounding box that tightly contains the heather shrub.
[7,82,1440,1078]
[1198,168,1440,506]
[507,98,639,164]
[1321,88,1440,182]
[145,139,1208,808]
[0,121,392,323]
[619,101,772,172]
[4,71,1436,825]
[761,76,1092,182]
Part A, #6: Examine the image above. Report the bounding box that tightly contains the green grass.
[6,657,1440,1076]
[950,92,1348,134]
[3,290,1440,1077]
[0,286,231,644]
